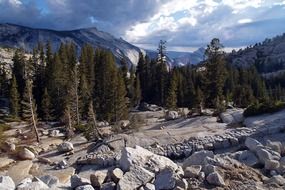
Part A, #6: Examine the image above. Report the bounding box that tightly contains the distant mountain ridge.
[228,33,285,74]
[0,23,142,66]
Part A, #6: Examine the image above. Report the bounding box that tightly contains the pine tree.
[132,74,141,107]
[165,72,178,110]
[21,80,40,142]
[41,87,52,121]
[85,101,102,140]
[114,71,128,121]
[9,75,20,117]
[12,49,26,98]
[204,38,227,109]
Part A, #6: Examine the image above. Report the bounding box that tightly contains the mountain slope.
[228,33,285,74]
[0,23,142,66]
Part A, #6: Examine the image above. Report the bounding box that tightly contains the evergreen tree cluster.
[6,43,130,128]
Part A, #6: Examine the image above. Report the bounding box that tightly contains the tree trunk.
[29,92,40,143]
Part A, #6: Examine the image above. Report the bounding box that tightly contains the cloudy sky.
[1,0,285,51]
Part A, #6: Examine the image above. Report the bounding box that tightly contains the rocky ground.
[0,108,285,189]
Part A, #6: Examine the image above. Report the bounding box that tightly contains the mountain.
[146,47,205,67]
[0,23,142,66]
[228,33,285,74]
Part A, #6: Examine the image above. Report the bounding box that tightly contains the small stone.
[245,137,262,152]
[265,160,280,170]
[71,175,90,189]
[18,148,35,160]
[183,150,214,167]
[0,141,16,153]
[57,142,74,153]
[57,160,68,169]
[203,164,216,176]
[38,157,52,165]
[144,183,155,190]
[111,168,124,183]
[90,170,108,187]
[101,182,116,190]
[206,172,225,186]
[184,165,202,178]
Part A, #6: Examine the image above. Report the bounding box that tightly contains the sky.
[1,0,285,52]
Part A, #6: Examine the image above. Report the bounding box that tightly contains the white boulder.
[0,176,15,190]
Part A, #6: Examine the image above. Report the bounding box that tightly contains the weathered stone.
[17,177,49,190]
[90,170,108,187]
[18,148,35,160]
[238,150,259,167]
[165,111,179,120]
[183,150,214,167]
[220,109,244,124]
[119,146,177,173]
[245,137,262,152]
[256,148,272,165]
[71,175,90,189]
[265,160,280,170]
[49,129,60,137]
[265,175,285,186]
[101,182,116,190]
[75,185,95,190]
[203,165,216,176]
[184,165,202,178]
[266,140,282,154]
[144,183,155,190]
[111,168,124,183]
[0,176,15,190]
[57,142,74,153]
[117,166,154,190]
[39,175,59,188]
[154,167,177,190]
[206,172,225,186]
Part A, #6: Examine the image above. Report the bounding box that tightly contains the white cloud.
[238,18,252,24]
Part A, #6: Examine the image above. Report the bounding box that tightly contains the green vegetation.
[244,100,285,117]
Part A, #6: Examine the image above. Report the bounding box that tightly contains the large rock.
[220,109,244,124]
[0,176,15,190]
[183,150,214,168]
[17,177,49,190]
[119,146,178,172]
[206,172,225,186]
[238,150,259,167]
[154,167,177,190]
[90,170,108,187]
[18,148,35,160]
[165,111,179,120]
[71,175,90,189]
[57,142,74,153]
[117,166,154,190]
[184,165,202,178]
[256,147,272,165]
[244,137,262,152]
[0,157,15,168]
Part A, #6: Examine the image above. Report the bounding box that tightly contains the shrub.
[244,100,285,117]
